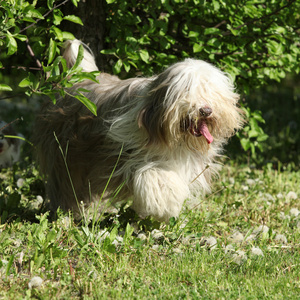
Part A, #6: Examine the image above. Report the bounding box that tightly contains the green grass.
[0,162,299,299]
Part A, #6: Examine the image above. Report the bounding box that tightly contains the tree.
[0,0,299,157]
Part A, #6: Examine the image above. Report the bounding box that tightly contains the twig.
[26,38,42,69]
[222,0,297,36]
[0,93,28,101]
[19,0,71,34]
[190,164,210,184]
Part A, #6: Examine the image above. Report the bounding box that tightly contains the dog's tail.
[63,39,99,72]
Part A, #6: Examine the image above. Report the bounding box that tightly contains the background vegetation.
[0,0,299,298]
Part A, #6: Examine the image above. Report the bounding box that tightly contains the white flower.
[137,233,147,241]
[97,229,109,241]
[274,234,287,244]
[151,245,160,251]
[245,234,256,242]
[59,216,71,229]
[279,212,290,220]
[289,208,300,217]
[28,195,44,210]
[224,244,235,254]
[276,193,284,199]
[232,250,247,265]
[179,221,188,229]
[229,231,244,243]
[28,276,43,289]
[173,248,183,254]
[246,179,256,186]
[112,236,123,245]
[151,229,164,240]
[253,225,269,235]
[229,177,235,184]
[16,178,25,188]
[264,193,275,202]
[286,191,297,200]
[201,236,217,249]
[251,247,264,257]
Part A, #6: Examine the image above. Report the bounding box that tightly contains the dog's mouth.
[189,119,213,144]
[183,107,214,144]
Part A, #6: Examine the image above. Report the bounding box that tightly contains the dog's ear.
[138,104,166,146]
[137,73,175,146]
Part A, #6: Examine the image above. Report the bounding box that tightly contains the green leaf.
[51,26,63,41]
[109,226,119,243]
[6,254,14,277]
[139,49,149,63]
[193,42,203,53]
[64,15,83,25]
[0,84,12,91]
[62,31,75,40]
[72,44,84,70]
[204,27,220,35]
[240,138,251,151]
[74,93,97,116]
[188,31,199,38]
[257,133,268,142]
[71,0,79,6]
[48,38,57,64]
[113,59,123,74]
[123,223,134,243]
[47,0,55,9]
[19,78,31,88]
[24,6,44,19]
[73,229,85,247]
[123,60,131,72]
[101,49,116,55]
[19,73,39,90]
[6,33,17,55]
[15,34,27,41]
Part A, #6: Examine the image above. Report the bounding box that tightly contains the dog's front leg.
[131,168,190,222]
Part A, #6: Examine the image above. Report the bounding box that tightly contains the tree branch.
[26,38,42,69]
[19,0,71,34]
[222,0,297,36]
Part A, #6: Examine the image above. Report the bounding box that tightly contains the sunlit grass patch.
[0,163,299,298]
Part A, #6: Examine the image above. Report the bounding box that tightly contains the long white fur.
[34,39,244,222]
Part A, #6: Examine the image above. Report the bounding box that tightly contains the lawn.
[1,162,299,299]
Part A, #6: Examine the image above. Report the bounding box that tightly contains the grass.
[0,162,299,299]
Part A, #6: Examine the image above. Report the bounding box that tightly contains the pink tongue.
[199,121,213,144]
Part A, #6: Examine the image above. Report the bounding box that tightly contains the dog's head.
[139,59,244,151]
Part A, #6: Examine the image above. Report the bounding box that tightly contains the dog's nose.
[199,107,212,117]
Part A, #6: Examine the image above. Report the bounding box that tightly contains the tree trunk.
[61,0,107,71]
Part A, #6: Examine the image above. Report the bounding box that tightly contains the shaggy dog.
[0,121,22,168]
[34,40,244,221]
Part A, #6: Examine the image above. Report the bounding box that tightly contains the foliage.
[246,75,300,167]
[1,0,300,160]
[104,0,300,90]
[0,0,98,114]
[237,107,268,159]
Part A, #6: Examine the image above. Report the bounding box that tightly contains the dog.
[34,39,244,222]
[0,121,22,168]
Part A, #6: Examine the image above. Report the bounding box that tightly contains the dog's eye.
[0,134,4,140]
